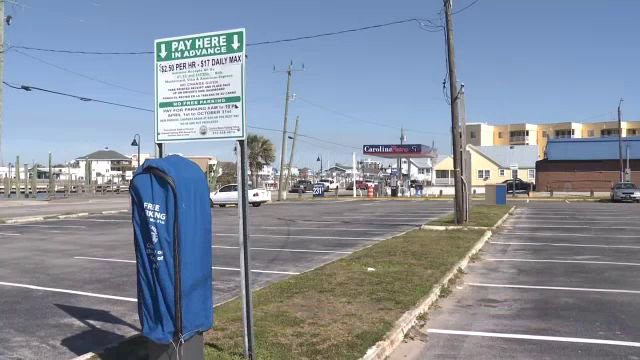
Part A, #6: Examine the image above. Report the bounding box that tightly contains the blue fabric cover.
[130,154,213,344]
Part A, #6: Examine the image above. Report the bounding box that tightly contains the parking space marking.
[0,281,137,302]
[490,241,640,249]
[499,232,640,238]
[503,224,640,230]
[213,245,351,254]
[73,256,301,275]
[0,232,20,236]
[215,233,380,240]
[321,216,433,220]
[426,329,640,348]
[510,219,639,224]
[467,282,640,294]
[61,219,129,223]
[214,226,392,232]
[487,258,640,267]
[0,224,86,228]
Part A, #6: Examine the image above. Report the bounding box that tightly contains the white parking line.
[0,281,137,302]
[321,216,431,220]
[215,226,391,232]
[0,224,86,228]
[426,329,640,347]
[499,232,640,238]
[0,232,20,236]
[490,241,640,249]
[215,234,379,240]
[73,256,301,275]
[213,245,351,254]
[61,219,129,222]
[467,282,640,294]
[509,219,637,223]
[487,258,640,266]
[503,224,640,230]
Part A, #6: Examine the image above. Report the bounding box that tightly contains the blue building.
[537,137,640,191]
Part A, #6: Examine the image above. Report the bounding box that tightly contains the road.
[0,199,451,359]
[0,196,130,220]
[392,202,640,359]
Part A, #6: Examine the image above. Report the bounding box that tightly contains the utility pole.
[459,84,470,221]
[618,98,624,182]
[285,116,299,194]
[444,0,465,224]
[274,61,303,201]
[398,128,405,194]
[0,0,4,166]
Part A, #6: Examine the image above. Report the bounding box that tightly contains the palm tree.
[246,134,275,187]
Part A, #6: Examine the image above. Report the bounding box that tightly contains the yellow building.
[432,145,538,190]
[466,120,640,159]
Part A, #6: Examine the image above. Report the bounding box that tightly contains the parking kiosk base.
[148,333,204,360]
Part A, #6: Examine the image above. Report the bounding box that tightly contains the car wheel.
[219,204,226,208]
[210,199,214,207]
[251,202,262,207]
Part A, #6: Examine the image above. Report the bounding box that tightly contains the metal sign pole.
[236,139,255,359]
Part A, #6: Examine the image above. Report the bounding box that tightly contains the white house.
[76,149,132,182]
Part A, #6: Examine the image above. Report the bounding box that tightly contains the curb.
[2,209,129,224]
[360,206,515,360]
[418,206,515,232]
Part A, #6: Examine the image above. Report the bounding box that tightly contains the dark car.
[502,178,534,193]
[289,180,314,193]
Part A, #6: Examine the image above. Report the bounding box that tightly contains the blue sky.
[3,0,638,169]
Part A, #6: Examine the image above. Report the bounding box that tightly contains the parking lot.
[393,201,640,359]
[0,199,451,359]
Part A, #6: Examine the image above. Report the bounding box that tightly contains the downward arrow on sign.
[159,43,168,59]
[231,35,240,50]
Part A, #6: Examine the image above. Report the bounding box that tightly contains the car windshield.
[616,183,636,189]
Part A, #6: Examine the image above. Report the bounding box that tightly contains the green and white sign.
[155,28,246,142]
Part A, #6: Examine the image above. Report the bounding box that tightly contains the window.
[601,129,619,137]
[542,131,547,138]
[629,129,638,136]
[499,169,505,177]
[528,169,535,179]
[436,170,450,179]
[588,129,594,137]
[512,169,518,178]
[218,185,234,192]
[470,131,476,139]
[477,169,491,179]
[498,132,503,139]
[418,169,425,175]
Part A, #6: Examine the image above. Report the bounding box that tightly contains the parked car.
[318,178,339,191]
[346,180,368,190]
[502,178,534,193]
[610,182,640,203]
[210,184,270,207]
[289,180,314,193]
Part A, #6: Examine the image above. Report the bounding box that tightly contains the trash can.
[415,184,424,197]
[485,184,507,205]
[129,155,213,346]
[390,185,398,197]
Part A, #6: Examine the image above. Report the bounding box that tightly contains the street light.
[131,134,141,168]
[316,155,323,175]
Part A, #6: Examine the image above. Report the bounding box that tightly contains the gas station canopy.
[362,144,437,158]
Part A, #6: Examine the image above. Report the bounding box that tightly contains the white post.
[352,152,356,198]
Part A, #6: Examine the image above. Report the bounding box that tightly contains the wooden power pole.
[444,0,466,224]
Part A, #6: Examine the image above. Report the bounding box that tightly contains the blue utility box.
[129,155,213,344]
[485,184,507,205]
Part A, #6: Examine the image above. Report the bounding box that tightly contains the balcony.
[434,178,454,186]
[509,135,530,144]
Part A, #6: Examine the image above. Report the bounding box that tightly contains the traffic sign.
[509,164,518,171]
[155,29,246,143]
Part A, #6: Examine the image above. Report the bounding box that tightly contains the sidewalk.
[0,196,130,222]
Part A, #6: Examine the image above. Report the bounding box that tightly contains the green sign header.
[155,30,244,62]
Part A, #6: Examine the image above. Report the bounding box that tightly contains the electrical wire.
[10,18,440,55]
[10,49,152,95]
[453,0,481,14]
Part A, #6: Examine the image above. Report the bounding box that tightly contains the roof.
[471,145,538,168]
[76,150,130,161]
[409,158,432,168]
[546,137,640,161]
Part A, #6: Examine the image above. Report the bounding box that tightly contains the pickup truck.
[318,179,339,192]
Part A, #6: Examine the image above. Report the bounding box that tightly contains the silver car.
[610,182,640,203]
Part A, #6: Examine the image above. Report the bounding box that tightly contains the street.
[0,199,451,359]
[392,202,640,359]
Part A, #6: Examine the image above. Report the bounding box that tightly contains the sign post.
[510,164,518,197]
[155,28,253,359]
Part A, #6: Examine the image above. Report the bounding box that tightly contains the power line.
[2,81,361,150]
[453,0,481,14]
[10,49,152,95]
[3,81,154,112]
[10,18,440,55]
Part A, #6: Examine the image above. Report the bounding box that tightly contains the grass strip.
[94,228,485,360]
[428,204,510,228]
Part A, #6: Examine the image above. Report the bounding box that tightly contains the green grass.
[428,204,511,228]
[93,228,485,360]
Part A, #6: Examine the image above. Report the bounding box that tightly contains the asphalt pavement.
[392,201,640,359]
[0,198,452,359]
[0,196,130,220]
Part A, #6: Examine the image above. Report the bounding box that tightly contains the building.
[75,149,132,181]
[432,145,538,193]
[466,120,640,159]
[536,137,640,192]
